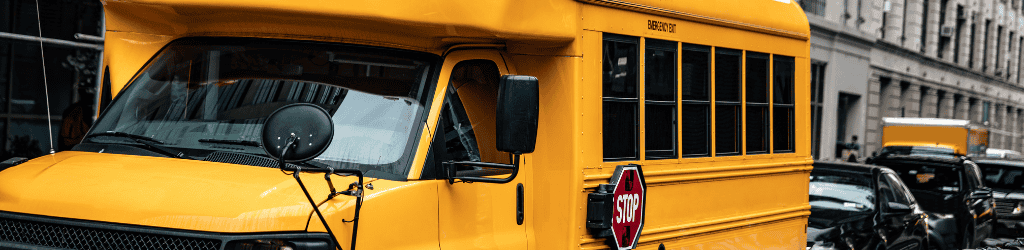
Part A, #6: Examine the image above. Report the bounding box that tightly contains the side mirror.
[886,202,913,214]
[261,103,334,165]
[445,75,538,184]
[496,75,539,154]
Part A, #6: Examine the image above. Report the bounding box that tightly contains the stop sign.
[611,165,646,249]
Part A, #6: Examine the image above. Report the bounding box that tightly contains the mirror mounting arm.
[447,154,521,184]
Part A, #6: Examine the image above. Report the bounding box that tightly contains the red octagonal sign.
[611,165,646,249]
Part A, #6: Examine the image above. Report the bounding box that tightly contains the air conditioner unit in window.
[941,25,956,37]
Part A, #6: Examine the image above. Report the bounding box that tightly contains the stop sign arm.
[584,164,648,250]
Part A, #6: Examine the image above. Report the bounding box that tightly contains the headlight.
[809,241,836,250]
[227,239,331,250]
[1013,202,1024,214]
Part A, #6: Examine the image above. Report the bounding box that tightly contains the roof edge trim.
[577,0,810,40]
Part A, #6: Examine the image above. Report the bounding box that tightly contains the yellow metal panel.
[0,151,343,232]
[103,31,173,96]
[508,51,584,248]
[882,125,970,154]
[580,4,808,58]
[307,180,440,249]
[577,0,810,40]
[434,49,527,250]
[102,0,579,53]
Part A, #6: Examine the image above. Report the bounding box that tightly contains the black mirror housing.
[496,75,539,154]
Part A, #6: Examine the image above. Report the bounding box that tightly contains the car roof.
[871,153,964,166]
[974,158,1024,168]
[812,161,882,175]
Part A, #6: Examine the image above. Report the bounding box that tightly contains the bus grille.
[0,217,221,250]
[995,199,1017,214]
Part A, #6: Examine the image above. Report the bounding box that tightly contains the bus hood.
[0,151,351,233]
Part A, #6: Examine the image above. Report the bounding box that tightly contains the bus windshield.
[87,38,438,180]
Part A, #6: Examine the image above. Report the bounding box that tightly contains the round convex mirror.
[261,103,334,163]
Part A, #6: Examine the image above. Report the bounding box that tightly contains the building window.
[969,18,976,68]
[799,0,826,16]
[645,39,677,159]
[984,19,991,72]
[983,101,991,123]
[918,86,929,117]
[680,44,711,157]
[996,25,1004,74]
[810,62,825,159]
[773,55,795,153]
[1019,37,1024,83]
[954,5,964,63]
[747,52,771,155]
[715,48,742,156]
[1008,31,1015,80]
[921,0,929,53]
[602,34,639,161]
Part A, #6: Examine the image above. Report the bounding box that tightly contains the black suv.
[974,159,1024,237]
[807,161,928,250]
[869,154,995,250]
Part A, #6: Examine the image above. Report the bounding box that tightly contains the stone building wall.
[804,0,1024,159]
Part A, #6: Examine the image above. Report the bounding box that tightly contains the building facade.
[803,0,1024,159]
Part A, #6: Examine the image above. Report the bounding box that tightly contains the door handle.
[516,183,524,225]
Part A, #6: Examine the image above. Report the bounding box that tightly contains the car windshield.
[884,163,963,193]
[978,163,1024,190]
[86,38,438,180]
[809,172,875,212]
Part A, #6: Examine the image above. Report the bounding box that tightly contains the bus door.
[434,49,528,249]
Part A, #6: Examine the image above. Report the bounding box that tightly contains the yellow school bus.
[0,0,811,249]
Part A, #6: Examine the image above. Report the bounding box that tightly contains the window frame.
[772,55,796,153]
[714,48,743,156]
[602,33,641,161]
[679,43,712,158]
[745,51,771,155]
[597,32,800,161]
[644,38,679,160]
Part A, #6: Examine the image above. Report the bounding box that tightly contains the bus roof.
[102,0,810,53]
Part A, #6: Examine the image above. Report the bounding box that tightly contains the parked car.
[868,154,995,250]
[807,161,928,250]
[974,159,1024,237]
[985,149,1024,160]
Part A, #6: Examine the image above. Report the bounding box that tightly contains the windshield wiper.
[86,131,165,144]
[198,138,261,147]
[83,131,189,159]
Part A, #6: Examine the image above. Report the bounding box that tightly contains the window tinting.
[680,44,711,157]
[715,48,741,155]
[645,39,677,159]
[746,52,770,154]
[773,55,795,153]
[603,34,639,161]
